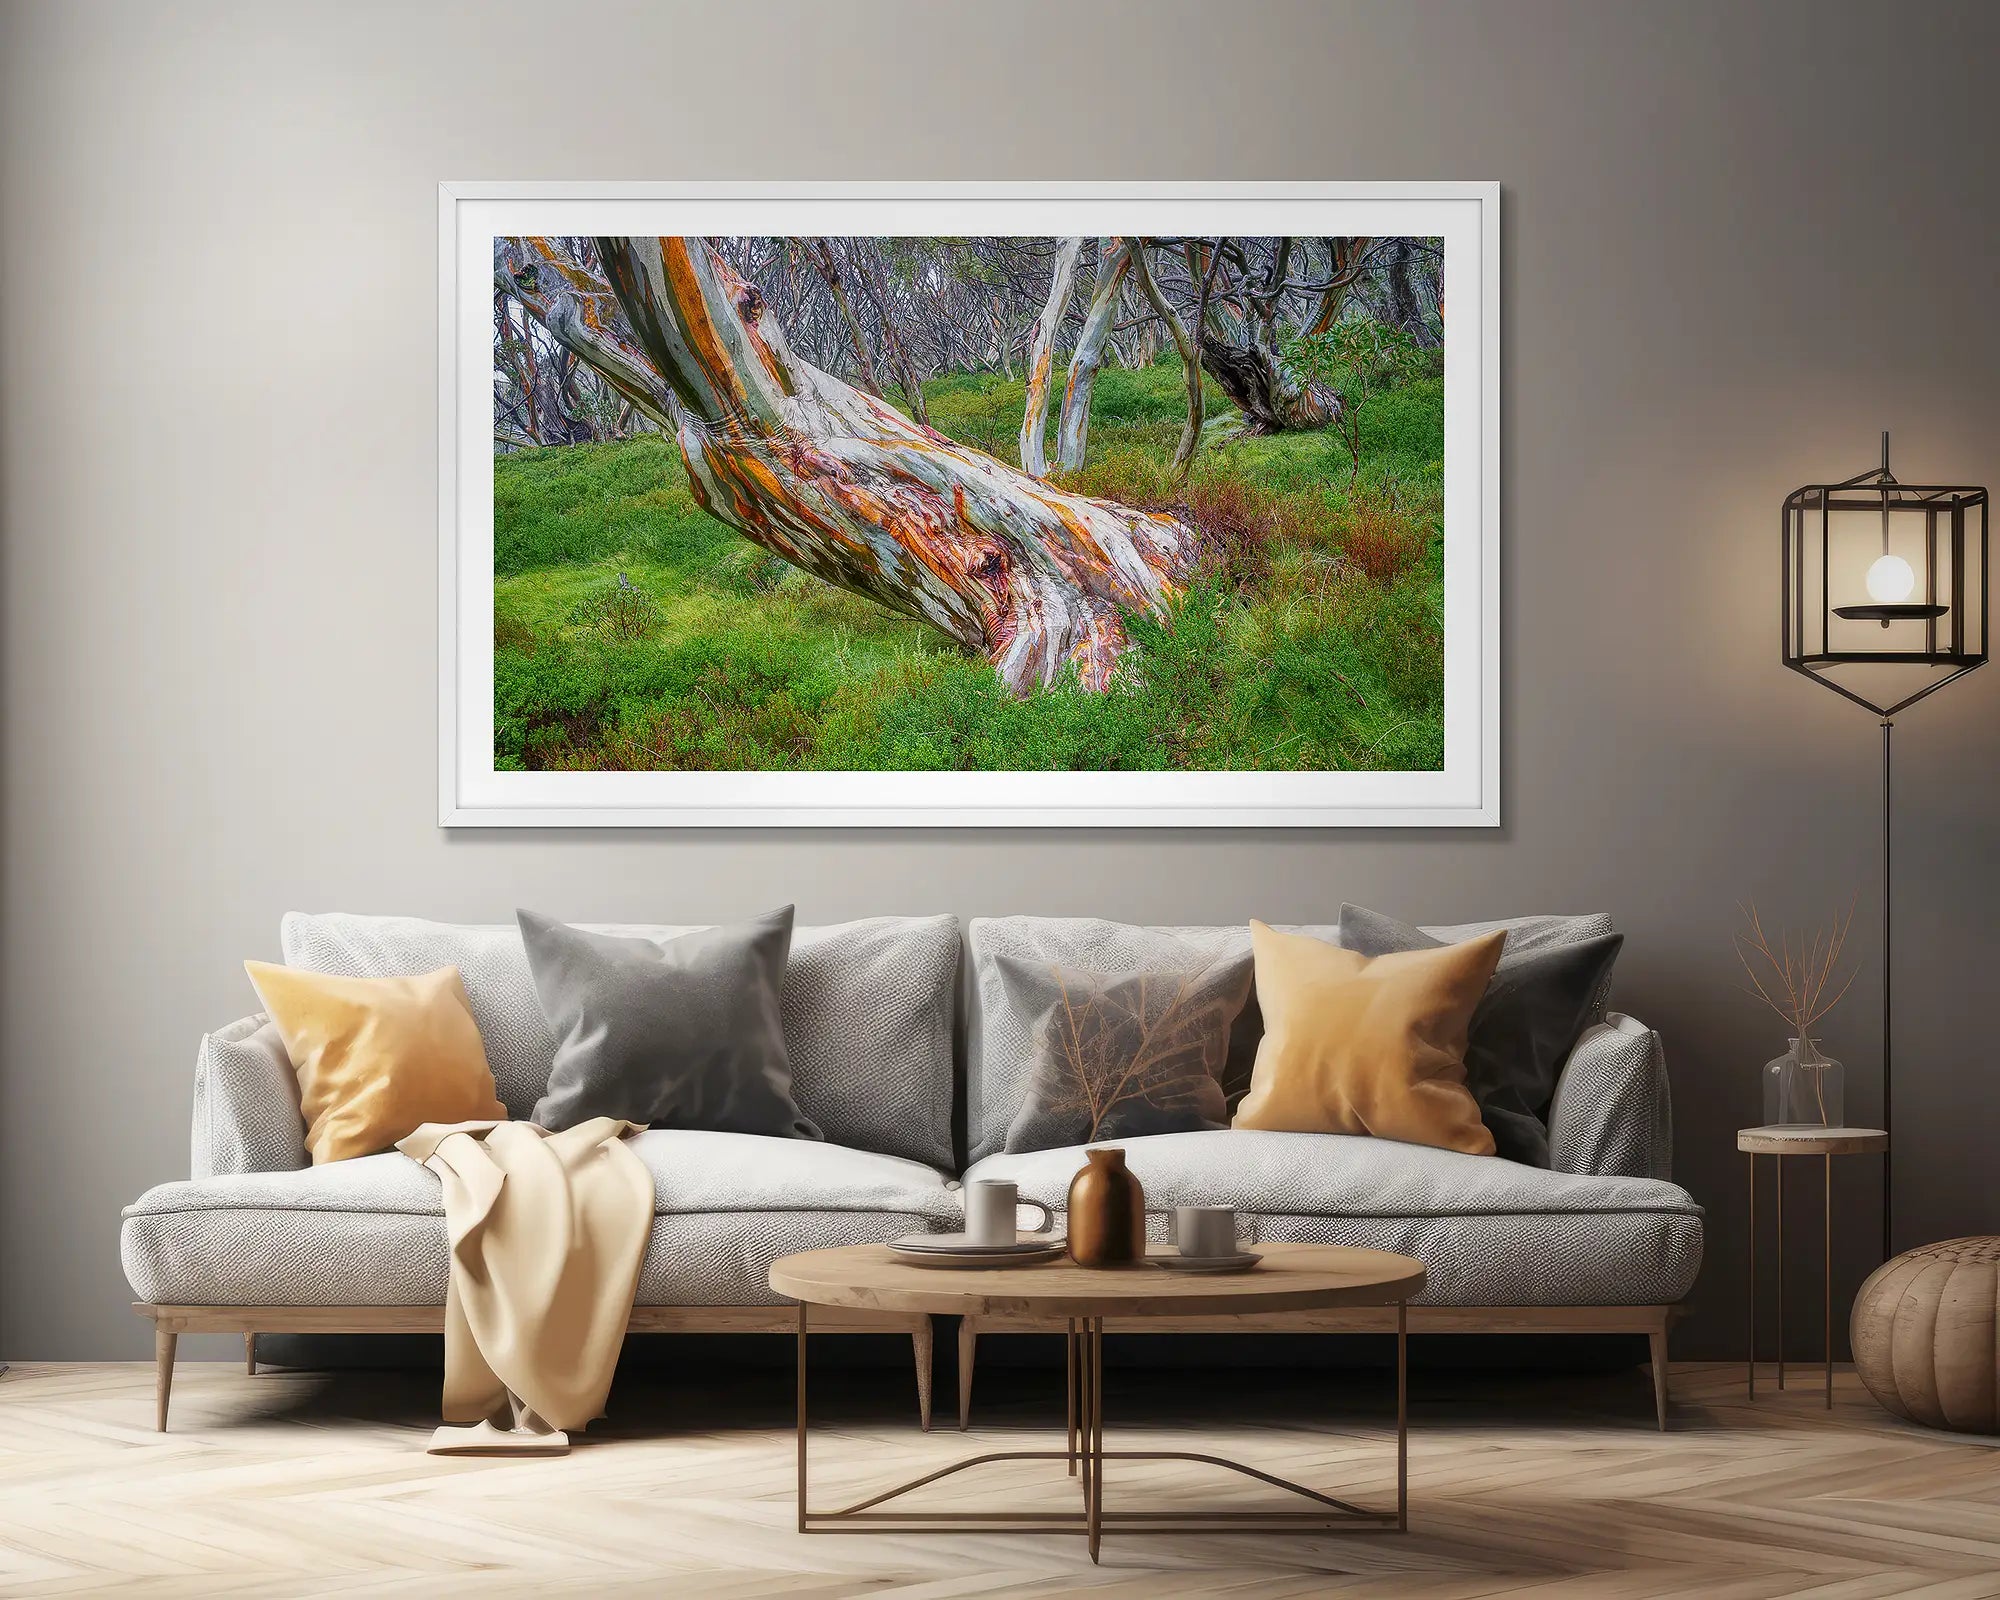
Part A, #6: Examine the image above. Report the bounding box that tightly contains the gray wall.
[3,0,1995,1362]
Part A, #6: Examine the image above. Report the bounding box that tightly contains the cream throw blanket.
[397,1118,651,1455]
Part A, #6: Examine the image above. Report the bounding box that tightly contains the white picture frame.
[440,181,1499,828]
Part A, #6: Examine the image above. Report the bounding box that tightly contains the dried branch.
[1732,899,1860,1036]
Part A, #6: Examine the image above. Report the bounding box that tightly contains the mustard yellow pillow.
[245,962,505,1164]
[1230,921,1504,1155]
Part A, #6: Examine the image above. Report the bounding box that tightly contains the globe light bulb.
[1865,553,1916,603]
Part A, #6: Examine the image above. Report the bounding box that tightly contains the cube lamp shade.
[1782,433,1988,716]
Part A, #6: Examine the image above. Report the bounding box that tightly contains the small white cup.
[1174,1205,1241,1259]
[965,1180,1052,1246]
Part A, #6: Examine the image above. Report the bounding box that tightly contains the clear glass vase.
[1763,1037,1844,1127]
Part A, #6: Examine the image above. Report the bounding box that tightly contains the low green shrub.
[565,571,663,640]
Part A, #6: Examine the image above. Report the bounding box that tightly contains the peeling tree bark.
[1055,239,1131,473]
[498,236,1200,694]
[1018,237,1082,479]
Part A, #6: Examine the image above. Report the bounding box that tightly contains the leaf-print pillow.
[997,952,1254,1154]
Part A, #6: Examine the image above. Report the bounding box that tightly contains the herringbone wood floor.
[1,1358,1996,1598]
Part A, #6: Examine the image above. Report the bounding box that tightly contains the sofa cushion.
[1549,1015,1671,1180]
[1337,904,1626,1167]
[967,914,1617,1165]
[520,908,817,1140]
[964,1129,1702,1306]
[998,947,1251,1153]
[122,1132,958,1307]
[244,963,505,1164]
[280,912,958,1170]
[192,1015,308,1179]
[1231,922,1503,1153]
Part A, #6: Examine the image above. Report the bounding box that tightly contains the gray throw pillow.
[520,906,821,1140]
[999,952,1253,1153]
[1338,903,1622,1167]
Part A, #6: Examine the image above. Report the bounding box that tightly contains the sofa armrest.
[1547,1012,1671,1181]
[191,1014,309,1178]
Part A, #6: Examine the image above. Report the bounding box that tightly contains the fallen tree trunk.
[498,236,1200,693]
[1055,239,1131,473]
[1019,238,1082,478]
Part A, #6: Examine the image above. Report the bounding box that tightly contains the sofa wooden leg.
[244,1333,257,1376]
[1649,1325,1670,1431]
[155,1328,178,1433]
[911,1317,933,1432]
[958,1318,977,1431]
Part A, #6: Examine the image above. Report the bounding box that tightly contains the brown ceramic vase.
[1066,1148,1147,1266]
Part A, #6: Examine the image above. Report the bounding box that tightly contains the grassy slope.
[494,360,1444,772]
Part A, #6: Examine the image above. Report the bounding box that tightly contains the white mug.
[965,1180,1053,1246]
[1174,1205,1241,1259]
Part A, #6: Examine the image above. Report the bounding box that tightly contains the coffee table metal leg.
[1397,1301,1408,1532]
[1078,1317,1096,1519]
[1824,1152,1834,1409]
[796,1300,808,1533]
[1065,1317,1078,1478]
[1087,1316,1104,1563]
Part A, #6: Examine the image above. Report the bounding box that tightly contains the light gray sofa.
[122,911,1703,1433]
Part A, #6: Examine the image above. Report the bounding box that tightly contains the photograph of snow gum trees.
[492,234,1445,772]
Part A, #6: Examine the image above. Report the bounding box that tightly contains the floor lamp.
[1781,433,1988,1261]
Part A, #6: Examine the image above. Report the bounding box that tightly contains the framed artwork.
[439,182,1498,827]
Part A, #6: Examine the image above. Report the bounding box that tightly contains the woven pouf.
[1850,1237,2000,1433]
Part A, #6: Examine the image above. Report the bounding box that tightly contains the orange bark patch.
[706,439,882,570]
[731,453,786,506]
[682,451,713,513]
[1024,491,1112,575]
[660,239,750,419]
[694,438,772,536]
[939,483,1012,650]
[1069,615,1126,692]
[730,280,796,397]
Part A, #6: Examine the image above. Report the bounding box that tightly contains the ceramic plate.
[889,1232,1066,1255]
[1147,1248,1263,1274]
[891,1243,1068,1270]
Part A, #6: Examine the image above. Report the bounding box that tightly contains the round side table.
[1738,1125,1888,1406]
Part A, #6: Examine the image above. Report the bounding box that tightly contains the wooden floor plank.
[2,1361,1997,1598]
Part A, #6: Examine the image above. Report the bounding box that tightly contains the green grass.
[493,359,1445,772]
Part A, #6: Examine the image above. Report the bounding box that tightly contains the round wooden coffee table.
[769,1241,1425,1561]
